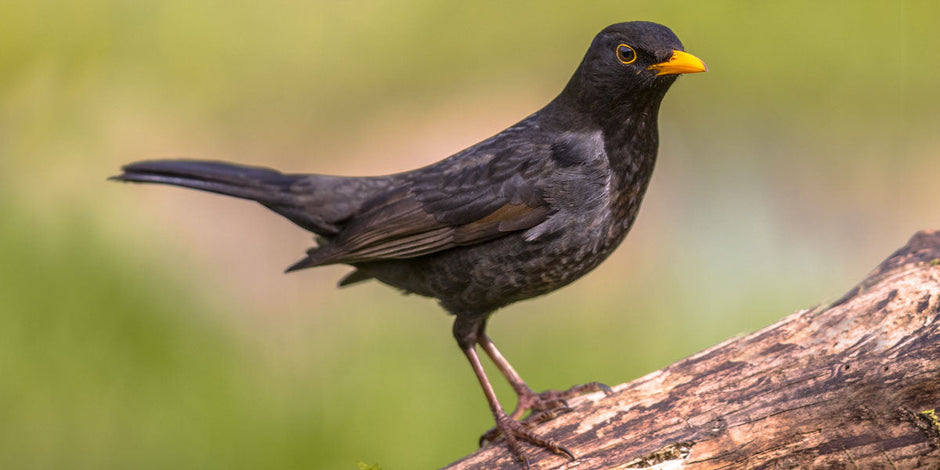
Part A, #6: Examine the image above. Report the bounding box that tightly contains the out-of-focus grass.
[2,1,939,469]
[0,199,478,469]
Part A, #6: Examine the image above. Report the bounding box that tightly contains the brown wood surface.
[445,230,940,470]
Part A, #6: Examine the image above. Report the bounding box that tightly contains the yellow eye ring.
[616,44,637,65]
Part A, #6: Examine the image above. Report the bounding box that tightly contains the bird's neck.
[545,91,665,233]
[547,90,664,182]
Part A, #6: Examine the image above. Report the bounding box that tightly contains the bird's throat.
[604,100,662,232]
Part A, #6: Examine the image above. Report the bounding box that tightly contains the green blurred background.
[2,1,938,468]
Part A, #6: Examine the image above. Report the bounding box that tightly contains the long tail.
[112,159,299,204]
[110,159,338,235]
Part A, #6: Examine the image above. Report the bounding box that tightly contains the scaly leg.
[454,315,575,468]
[477,334,612,444]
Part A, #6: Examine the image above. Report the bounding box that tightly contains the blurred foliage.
[1,1,938,469]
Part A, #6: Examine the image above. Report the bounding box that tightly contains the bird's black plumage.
[112,21,705,467]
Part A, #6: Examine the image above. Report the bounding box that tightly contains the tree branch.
[445,230,940,469]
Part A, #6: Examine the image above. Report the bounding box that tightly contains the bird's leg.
[477,334,613,445]
[477,334,563,419]
[479,335,613,417]
[454,316,574,468]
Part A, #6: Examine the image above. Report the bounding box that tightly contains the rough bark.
[445,230,940,470]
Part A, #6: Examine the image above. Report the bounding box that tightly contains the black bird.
[112,21,705,467]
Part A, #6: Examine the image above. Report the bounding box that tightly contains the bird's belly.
[364,230,623,314]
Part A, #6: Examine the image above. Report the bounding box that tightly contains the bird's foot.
[479,381,613,446]
[513,381,613,419]
[484,409,575,469]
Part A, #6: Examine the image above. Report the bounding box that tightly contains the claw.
[592,381,615,396]
[483,410,576,466]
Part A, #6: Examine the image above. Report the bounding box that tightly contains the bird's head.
[558,21,706,122]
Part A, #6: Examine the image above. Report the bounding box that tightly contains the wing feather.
[286,119,587,271]
[300,162,551,266]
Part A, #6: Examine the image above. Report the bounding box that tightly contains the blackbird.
[112,21,705,467]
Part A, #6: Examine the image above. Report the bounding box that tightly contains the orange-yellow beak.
[648,50,707,76]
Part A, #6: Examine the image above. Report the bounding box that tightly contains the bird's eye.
[616,44,636,65]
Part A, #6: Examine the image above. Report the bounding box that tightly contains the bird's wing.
[288,143,553,269]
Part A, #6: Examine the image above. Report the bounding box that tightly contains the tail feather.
[111,159,347,236]
[112,159,397,274]
[111,160,299,206]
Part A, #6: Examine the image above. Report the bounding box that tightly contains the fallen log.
[445,230,940,469]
